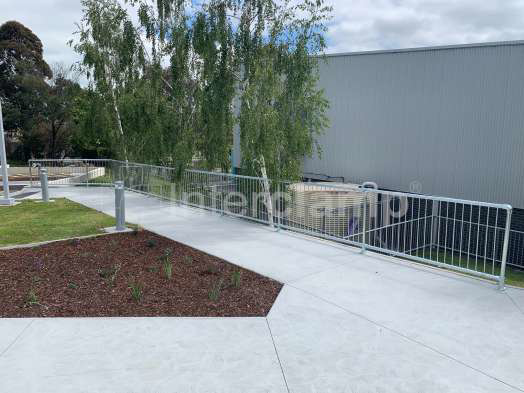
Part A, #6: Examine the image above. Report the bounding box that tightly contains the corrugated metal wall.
[303,41,524,209]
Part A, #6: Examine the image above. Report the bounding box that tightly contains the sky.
[2,0,524,72]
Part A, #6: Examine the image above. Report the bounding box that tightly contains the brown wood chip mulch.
[0,230,282,317]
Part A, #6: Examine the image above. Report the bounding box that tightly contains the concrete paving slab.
[0,317,287,393]
[268,286,519,393]
[506,287,524,315]
[151,228,358,284]
[0,319,34,357]
[46,187,358,283]
[152,219,364,283]
[290,255,524,391]
[16,186,524,391]
[103,226,133,234]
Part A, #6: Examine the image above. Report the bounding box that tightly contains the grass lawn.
[88,174,114,185]
[502,267,524,288]
[0,198,116,247]
[415,248,524,288]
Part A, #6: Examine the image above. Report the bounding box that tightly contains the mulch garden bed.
[0,230,282,317]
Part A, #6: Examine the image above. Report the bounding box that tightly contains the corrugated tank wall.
[304,42,524,209]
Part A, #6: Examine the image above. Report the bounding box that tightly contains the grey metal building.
[303,40,524,210]
[232,41,524,266]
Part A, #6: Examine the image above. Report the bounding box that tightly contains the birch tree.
[73,0,144,160]
[73,0,331,180]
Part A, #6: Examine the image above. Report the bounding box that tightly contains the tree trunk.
[259,155,274,227]
[106,62,128,162]
[110,88,128,161]
[50,123,56,158]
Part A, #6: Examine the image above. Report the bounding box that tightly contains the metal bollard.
[40,168,49,202]
[114,181,125,231]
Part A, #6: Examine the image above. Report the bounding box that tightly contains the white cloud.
[1,0,84,68]
[2,0,524,74]
[325,0,524,53]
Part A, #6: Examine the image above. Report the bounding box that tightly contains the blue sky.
[3,0,524,70]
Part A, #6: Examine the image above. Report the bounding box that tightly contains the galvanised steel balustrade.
[28,158,513,289]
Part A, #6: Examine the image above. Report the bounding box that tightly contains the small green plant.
[109,264,121,286]
[67,282,78,289]
[26,289,39,306]
[183,255,193,265]
[231,271,242,288]
[205,264,219,275]
[98,264,121,287]
[146,265,159,273]
[160,248,173,279]
[98,267,113,279]
[208,278,224,302]
[129,282,143,302]
[146,239,157,248]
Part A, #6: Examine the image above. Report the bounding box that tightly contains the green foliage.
[1,73,49,158]
[192,6,235,171]
[72,0,143,160]
[205,264,219,275]
[0,20,51,75]
[160,248,173,279]
[146,239,157,248]
[129,281,143,302]
[72,0,197,167]
[208,278,224,302]
[0,21,52,118]
[42,65,83,158]
[98,263,121,286]
[234,0,331,180]
[231,270,242,289]
[26,289,39,306]
[1,21,85,160]
[72,0,332,178]
[146,265,159,273]
[71,88,119,158]
[98,267,114,279]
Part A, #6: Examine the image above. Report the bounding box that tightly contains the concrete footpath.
[1,187,523,393]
